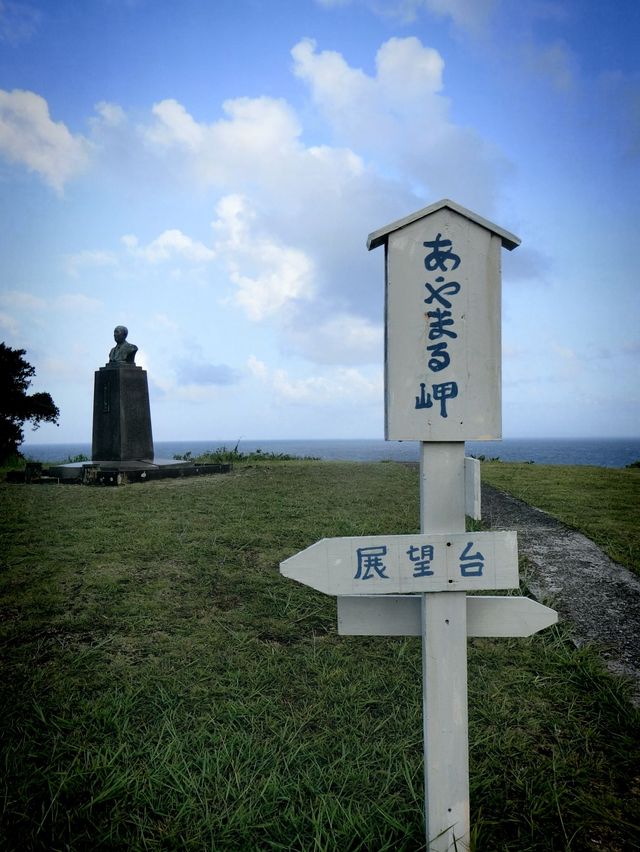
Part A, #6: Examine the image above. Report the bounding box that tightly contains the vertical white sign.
[368,200,520,442]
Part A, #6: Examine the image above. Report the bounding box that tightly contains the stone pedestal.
[92,363,154,461]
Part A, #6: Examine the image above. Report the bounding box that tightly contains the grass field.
[481,461,640,576]
[1,460,639,851]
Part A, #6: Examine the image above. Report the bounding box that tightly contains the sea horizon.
[21,436,640,469]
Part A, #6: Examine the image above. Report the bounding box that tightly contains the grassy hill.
[1,461,638,850]
[481,460,640,576]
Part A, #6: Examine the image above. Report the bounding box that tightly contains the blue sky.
[1,0,638,443]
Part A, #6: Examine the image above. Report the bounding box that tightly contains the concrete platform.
[44,458,231,485]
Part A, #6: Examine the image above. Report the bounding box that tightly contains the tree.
[0,343,60,463]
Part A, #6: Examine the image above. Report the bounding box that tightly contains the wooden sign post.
[281,200,557,851]
[281,530,519,595]
[337,594,558,638]
[367,198,520,443]
[368,201,521,850]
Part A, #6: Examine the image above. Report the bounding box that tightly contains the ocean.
[20,437,640,468]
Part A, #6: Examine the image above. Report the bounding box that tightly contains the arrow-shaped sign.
[280,531,518,595]
[337,594,558,637]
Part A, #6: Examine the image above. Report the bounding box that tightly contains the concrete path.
[482,483,640,706]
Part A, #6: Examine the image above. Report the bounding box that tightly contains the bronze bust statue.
[109,326,138,364]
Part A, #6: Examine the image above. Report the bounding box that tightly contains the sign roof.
[367,198,521,251]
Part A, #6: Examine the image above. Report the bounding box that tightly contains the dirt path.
[482,483,640,706]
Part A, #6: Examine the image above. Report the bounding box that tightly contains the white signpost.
[280,199,557,851]
[337,595,558,638]
[368,198,520,442]
[281,531,519,595]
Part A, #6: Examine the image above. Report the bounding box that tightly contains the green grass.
[481,461,640,576]
[1,461,638,851]
[173,443,319,465]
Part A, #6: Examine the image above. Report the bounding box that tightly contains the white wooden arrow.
[337,594,558,637]
[280,530,518,595]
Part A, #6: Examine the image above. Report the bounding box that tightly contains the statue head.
[114,325,128,344]
[109,326,137,364]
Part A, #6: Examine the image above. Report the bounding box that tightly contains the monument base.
[46,458,231,485]
[92,363,154,462]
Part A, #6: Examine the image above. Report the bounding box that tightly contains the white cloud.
[110,36,508,366]
[524,39,576,92]
[136,37,507,331]
[150,313,181,333]
[146,99,204,150]
[144,95,303,188]
[0,289,46,310]
[292,33,431,125]
[90,93,392,334]
[291,37,507,210]
[0,1,41,45]
[249,357,382,405]
[40,348,94,380]
[418,0,495,33]
[376,36,444,98]
[0,288,101,317]
[0,89,90,192]
[151,370,237,403]
[65,249,118,277]
[142,90,371,212]
[93,101,126,128]
[292,39,383,145]
[56,293,102,312]
[0,310,18,334]
[313,0,495,34]
[171,385,220,402]
[176,359,240,386]
[504,337,591,389]
[212,194,315,321]
[122,229,215,264]
[247,355,269,380]
[138,86,400,322]
[275,365,382,405]
[550,341,582,379]
[286,313,382,365]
